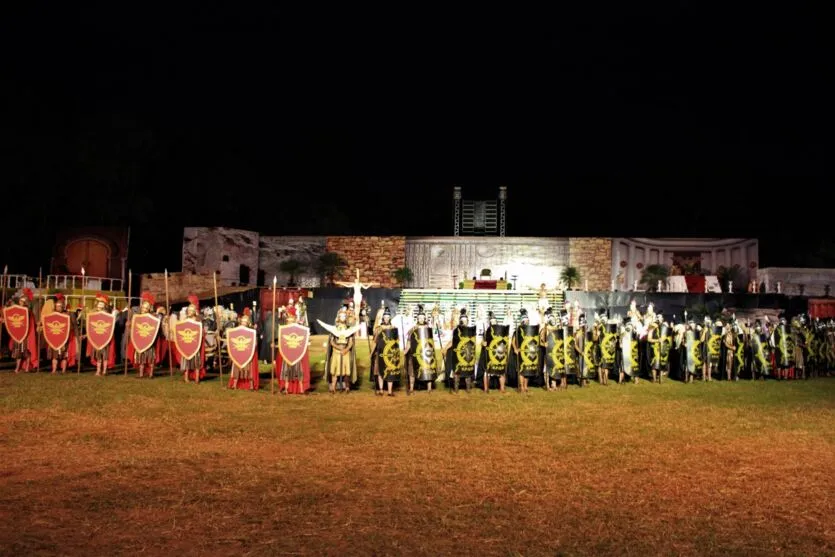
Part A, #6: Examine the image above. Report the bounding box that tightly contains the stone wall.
[756,267,835,296]
[569,238,612,291]
[258,236,326,287]
[325,236,406,288]
[139,272,215,305]
[182,227,260,286]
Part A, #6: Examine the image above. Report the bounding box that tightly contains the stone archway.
[65,238,111,277]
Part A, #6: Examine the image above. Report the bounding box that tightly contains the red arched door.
[65,239,110,277]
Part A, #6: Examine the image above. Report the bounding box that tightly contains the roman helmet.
[140,291,155,313]
[488,310,497,325]
[336,304,349,324]
[54,292,65,312]
[459,307,469,326]
[285,305,297,324]
[18,288,34,307]
[240,307,252,326]
[186,294,199,318]
[519,307,529,324]
[382,306,391,323]
[544,307,556,326]
[578,313,587,327]
[416,304,427,324]
[95,292,109,311]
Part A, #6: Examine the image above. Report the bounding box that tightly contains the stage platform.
[397,288,565,320]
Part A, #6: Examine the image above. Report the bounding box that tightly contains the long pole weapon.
[165,269,173,377]
[271,276,277,395]
[124,270,132,376]
[78,267,86,374]
[1,265,6,349]
[213,271,224,383]
[36,267,42,371]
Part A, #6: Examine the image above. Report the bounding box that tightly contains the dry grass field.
[1,335,834,556]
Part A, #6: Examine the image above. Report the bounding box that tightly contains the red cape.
[87,339,116,368]
[227,358,260,390]
[275,351,311,394]
[126,335,165,367]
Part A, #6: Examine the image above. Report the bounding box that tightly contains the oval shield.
[43,312,71,350]
[379,327,401,372]
[131,313,161,354]
[86,311,115,351]
[227,325,257,368]
[486,324,510,373]
[3,305,30,344]
[278,323,309,366]
[174,319,203,360]
[453,325,477,375]
[518,324,540,374]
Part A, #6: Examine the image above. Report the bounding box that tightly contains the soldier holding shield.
[446,308,477,393]
[404,305,437,394]
[127,291,163,378]
[479,311,509,393]
[371,306,401,396]
[173,295,207,383]
[540,308,563,391]
[87,293,116,376]
[1,288,38,373]
[511,308,540,393]
[41,293,76,374]
[228,308,260,391]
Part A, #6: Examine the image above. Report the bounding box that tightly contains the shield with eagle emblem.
[130,313,161,354]
[86,311,115,351]
[42,312,71,351]
[174,319,203,360]
[226,325,257,368]
[3,305,30,344]
[278,323,309,366]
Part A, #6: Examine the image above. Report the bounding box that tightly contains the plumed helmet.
[417,304,426,316]
[383,306,391,317]
[544,307,553,316]
[187,294,199,310]
[519,308,528,319]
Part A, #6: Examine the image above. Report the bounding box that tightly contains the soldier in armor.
[540,308,563,391]
[646,313,671,383]
[88,293,116,376]
[701,317,719,381]
[177,295,207,383]
[357,300,370,338]
[618,320,639,384]
[750,320,771,379]
[446,308,476,393]
[127,291,163,378]
[791,316,806,380]
[574,313,589,387]
[371,306,401,396]
[479,311,509,393]
[598,316,617,386]
[722,320,737,381]
[681,319,703,383]
[294,296,308,327]
[1,289,39,373]
[278,306,308,394]
[325,305,357,393]
[562,310,579,388]
[404,305,436,394]
[511,308,539,393]
[228,308,259,391]
[44,293,76,374]
[771,315,793,380]
[582,312,602,385]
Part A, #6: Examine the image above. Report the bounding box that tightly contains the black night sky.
[2,6,834,275]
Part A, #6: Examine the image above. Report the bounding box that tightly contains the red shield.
[42,312,71,351]
[278,323,309,366]
[174,319,203,360]
[3,305,30,344]
[130,313,161,354]
[86,311,115,351]
[226,325,257,368]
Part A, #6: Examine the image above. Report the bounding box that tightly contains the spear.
[0,265,6,349]
[36,267,42,371]
[78,267,85,373]
[165,269,173,376]
[271,276,277,395]
[124,270,132,376]
[214,270,223,383]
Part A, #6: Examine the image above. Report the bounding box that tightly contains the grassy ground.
[1,337,834,556]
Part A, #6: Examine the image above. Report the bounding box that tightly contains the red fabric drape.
[227,359,261,390]
[684,276,706,293]
[258,289,308,321]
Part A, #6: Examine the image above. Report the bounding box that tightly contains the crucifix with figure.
[335,269,378,321]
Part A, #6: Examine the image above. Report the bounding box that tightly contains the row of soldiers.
[366,300,835,395]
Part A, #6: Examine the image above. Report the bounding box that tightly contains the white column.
[659,248,665,266]
[613,241,621,291]
[710,250,716,273]
[627,243,635,287]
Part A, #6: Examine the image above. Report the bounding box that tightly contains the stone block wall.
[325,236,406,288]
[569,237,612,291]
[756,267,835,296]
[139,272,215,305]
[259,236,327,287]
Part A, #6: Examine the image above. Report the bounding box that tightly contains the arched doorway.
[65,239,110,277]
